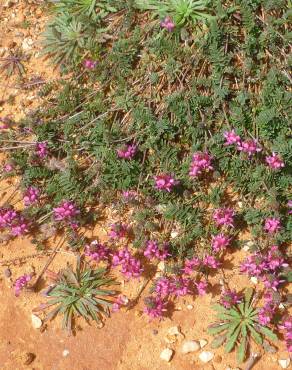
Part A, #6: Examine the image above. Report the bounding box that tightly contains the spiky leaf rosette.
[208,288,278,363]
[44,257,118,332]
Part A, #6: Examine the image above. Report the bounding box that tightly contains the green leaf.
[257,326,278,341]
[237,336,246,363]
[207,322,230,335]
[244,288,254,310]
[248,324,263,345]
[225,325,241,353]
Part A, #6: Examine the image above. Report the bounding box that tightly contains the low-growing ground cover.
[0,0,291,368]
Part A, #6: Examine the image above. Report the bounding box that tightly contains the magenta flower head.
[183,257,201,275]
[144,240,170,261]
[0,207,29,237]
[109,223,128,239]
[112,247,143,279]
[279,316,292,353]
[83,59,97,70]
[154,174,178,192]
[117,144,137,160]
[220,289,242,308]
[154,277,174,297]
[172,277,191,297]
[264,217,281,234]
[213,207,235,228]
[258,304,276,325]
[211,233,230,253]
[237,139,261,156]
[195,280,208,295]
[3,163,14,173]
[53,200,80,222]
[112,294,128,312]
[144,295,167,320]
[160,16,175,32]
[189,151,213,177]
[85,240,111,263]
[14,274,32,296]
[265,152,284,170]
[35,141,48,159]
[224,129,241,146]
[23,186,40,206]
[203,255,221,269]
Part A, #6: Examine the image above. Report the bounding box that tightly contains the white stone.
[22,38,33,50]
[278,358,290,369]
[31,314,42,329]
[186,304,193,310]
[171,231,179,238]
[157,261,166,272]
[199,339,208,348]
[62,349,70,357]
[199,351,214,363]
[160,348,174,362]
[181,340,200,354]
[279,303,285,309]
[250,276,258,284]
[237,201,243,208]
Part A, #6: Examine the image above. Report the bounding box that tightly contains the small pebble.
[199,339,208,348]
[153,329,158,335]
[22,352,35,365]
[186,304,193,310]
[160,348,174,362]
[168,326,182,336]
[250,276,258,284]
[4,268,12,278]
[278,358,290,369]
[181,340,200,354]
[31,314,42,329]
[62,349,70,357]
[199,351,214,363]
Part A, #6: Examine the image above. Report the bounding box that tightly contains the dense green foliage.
[2,0,291,258]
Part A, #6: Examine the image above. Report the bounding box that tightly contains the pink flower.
[183,257,201,275]
[83,59,97,69]
[213,208,235,228]
[11,216,29,236]
[85,240,111,263]
[160,16,175,32]
[189,151,213,177]
[265,152,284,170]
[35,141,48,159]
[144,240,170,261]
[203,255,221,269]
[237,139,261,156]
[117,144,137,159]
[211,233,230,253]
[154,174,178,192]
[0,207,29,236]
[112,248,143,279]
[172,277,191,297]
[224,129,241,145]
[3,164,14,172]
[109,223,128,239]
[264,217,281,234]
[195,280,208,295]
[122,190,138,201]
[53,200,80,222]
[23,186,40,206]
[220,289,242,308]
[154,277,174,297]
[279,316,292,353]
[112,295,128,312]
[14,274,32,296]
[258,304,276,325]
[144,296,167,320]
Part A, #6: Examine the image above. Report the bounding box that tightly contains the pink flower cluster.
[109,223,128,239]
[53,201,80,222]
[14,274,32,296]
[224,130,285,168]
[154,174,178,192]
[220,289,242,309]
[211,233,230,253]
[264,217,281,234]
[143,295,167,320]
[0,207,29,236]
[213,208,235,228]
[265,152,285,170]
[183,254,221,274]
[240,246,288,290]
[279,316,292,353]
[23,186,40,206]
[189,152,213,177]
[83,59,97,69]
[117,144,137,159]
[85,240,111,263]
[144,240,170,261]
[160,16,175,32]
[112,248,143,279]
[35,141,48,159]
[3,163,14,173]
